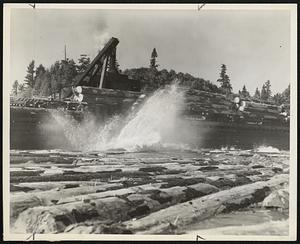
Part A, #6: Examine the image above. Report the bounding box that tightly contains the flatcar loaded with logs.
[10,37,290,150]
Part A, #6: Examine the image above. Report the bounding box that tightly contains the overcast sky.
[9,6,291,94]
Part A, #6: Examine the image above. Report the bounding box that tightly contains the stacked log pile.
[180,88,287,124]
[10,87,288,132]
[79,86,286,123]
[183,89,231,115]
[10,148,289,234]
[81,86,142,115]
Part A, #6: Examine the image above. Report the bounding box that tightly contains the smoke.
[93,32,111,55]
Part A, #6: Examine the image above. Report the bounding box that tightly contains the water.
[11,83,290,236]
[113,84,184,150]
[51,83,186,152]
[49,83,289,152]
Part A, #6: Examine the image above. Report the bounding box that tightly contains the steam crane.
[75,37,140,92]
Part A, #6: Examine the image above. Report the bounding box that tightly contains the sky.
[9,6,291,94]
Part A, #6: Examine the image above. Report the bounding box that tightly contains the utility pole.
[64,44,67,61]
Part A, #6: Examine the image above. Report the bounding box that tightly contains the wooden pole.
[99,56,108,89]
[64,45,67,61]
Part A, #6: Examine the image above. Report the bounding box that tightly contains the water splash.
[255,145,280,153]
[49,111,125,151]
[113,84,185,150]
[49,83,185,152]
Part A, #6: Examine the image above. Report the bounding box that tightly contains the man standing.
[72,86,83,103]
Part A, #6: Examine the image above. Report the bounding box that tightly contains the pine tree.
[273,93,284,105]
[217,64,232,95]
[265,80,272,99]
[261,84,267,101]
[77,54,91,73]
[150,48,158,69]
[18,83,25,93]
[34,64,46,94]
[261,80,272,102]
[24,60,35,88]
[241,85,250,98]
[12,80,19,96]
[61,59,78,87]
[38,70,51,97]
[282,84,290,104]
[253,87,261,100]
[49,61,61,98]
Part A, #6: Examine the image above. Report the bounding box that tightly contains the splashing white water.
[49,111,125,151]
[256,145,280,153]
[113,84,184,150]
[49,83,185,151]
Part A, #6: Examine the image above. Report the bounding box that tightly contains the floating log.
[124,174,288,234]
[13,181,103,192]
[10,169,151,183]
[262,187,289,209]
[10,183,124,224]
[10,155,76,165]
[13,197,130,234]
[12,182,219,233]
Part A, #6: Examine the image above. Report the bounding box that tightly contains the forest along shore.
[10,148,289,235]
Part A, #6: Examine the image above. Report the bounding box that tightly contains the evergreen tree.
[150,48,158,69]
[253,87,261,100]
[47,59,78,99]
[241,85,250,98]
[49,61,61,98]
[261,80,272,101]
[265,80,272,99]
[18,83,25,93]
[12,80,19,96]
[273,93,284,105]
[77,54,91,73]
[272,84,290,105]
[34,64,46,94]
[35,64,46,77]
[260,84,268,101]
[61,59,78,87]
[282,84,290,104]
[38,70,51,97]
[217,64,232,95]
[24,60,35,88]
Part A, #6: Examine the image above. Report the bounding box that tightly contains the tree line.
[12,48,290,106]
[217,63,290,105]
[11,54,90,99]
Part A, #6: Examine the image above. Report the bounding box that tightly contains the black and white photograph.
[3,3,297,241]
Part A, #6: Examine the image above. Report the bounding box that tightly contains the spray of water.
[49,111,125,151]
[113,84,185,150]
[48,83,185,152]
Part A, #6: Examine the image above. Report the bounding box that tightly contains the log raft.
[10,149,289,234]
